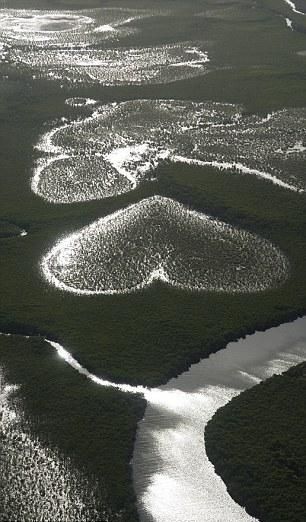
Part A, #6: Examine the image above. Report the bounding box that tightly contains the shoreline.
[1,304,306,388]
[133,315,306,521]
[1,307,306,521]
[205,357,306,521]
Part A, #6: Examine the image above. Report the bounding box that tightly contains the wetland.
[0,0,306,520]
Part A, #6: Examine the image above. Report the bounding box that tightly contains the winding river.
[133,316,306,522]
[2,315,306,520]
[0,5,306,519]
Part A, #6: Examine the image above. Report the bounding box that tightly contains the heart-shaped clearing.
[42,196,289,295]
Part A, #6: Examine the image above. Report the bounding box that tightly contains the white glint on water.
[133,316,306,522]
[172,156,302,192]
[284,0,306,15]
[1,317,306,522]
[46,340,148,396]
[0,331,148,398]
[285,17,294,29]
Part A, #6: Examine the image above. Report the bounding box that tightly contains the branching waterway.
[1,316,306,520]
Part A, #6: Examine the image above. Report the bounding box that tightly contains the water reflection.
[133,317,306,521]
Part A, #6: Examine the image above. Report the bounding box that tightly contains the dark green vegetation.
[205,362,306,522]
[0,0,306,519]
[0,334,145,521]
[0,220,23,238]
[1,2,306,386]
[2,131,306,387]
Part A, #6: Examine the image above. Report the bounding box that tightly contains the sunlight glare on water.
[133,317,306,522]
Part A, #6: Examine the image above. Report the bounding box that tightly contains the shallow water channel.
[133,316,306,522]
